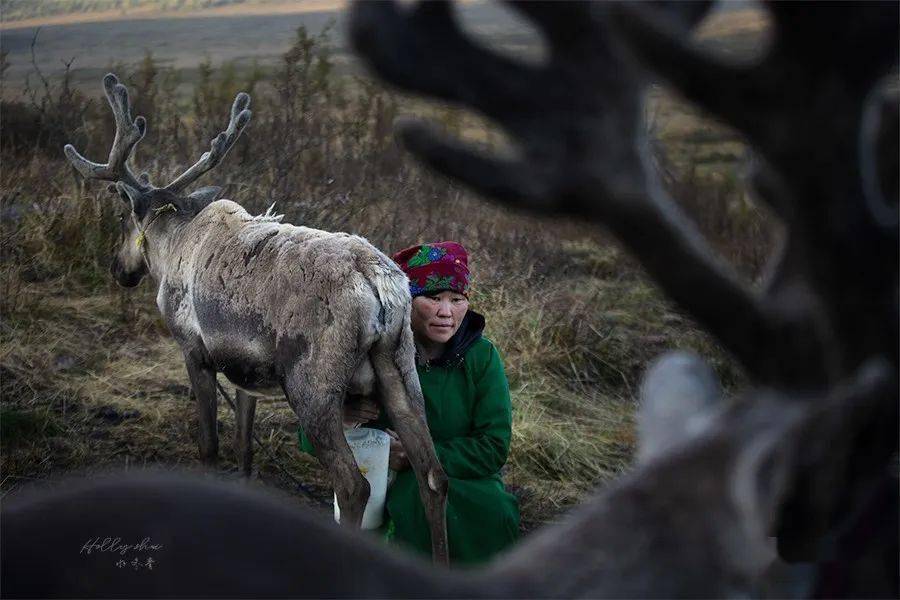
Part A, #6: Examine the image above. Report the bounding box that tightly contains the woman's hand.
[386,429,410,471]
[342,396,380,429]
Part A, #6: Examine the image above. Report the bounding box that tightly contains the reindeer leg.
[234,389,257,478]
[372,341,449,565]
[297,394,369,528]
[183,352,219,466]
[283,366,369,529]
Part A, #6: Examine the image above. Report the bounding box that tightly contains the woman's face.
[410,291,469,345]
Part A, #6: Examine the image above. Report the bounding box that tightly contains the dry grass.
[0,24,773,531]
[0,173,748,528]
[0,239,730,528]
[0,282,332,510]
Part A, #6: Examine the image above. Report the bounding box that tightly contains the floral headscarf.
[391,241,470,297]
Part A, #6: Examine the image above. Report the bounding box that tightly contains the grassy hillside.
[0,13,774,536]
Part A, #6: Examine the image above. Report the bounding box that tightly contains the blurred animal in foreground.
[2,354,893,597]
[4,1,897,597]
[59,73,449,561]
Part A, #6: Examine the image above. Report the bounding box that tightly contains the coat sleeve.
[297,428,317,456]
[433,343,512,479]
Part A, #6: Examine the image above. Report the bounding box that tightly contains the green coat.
[298,335,520,565]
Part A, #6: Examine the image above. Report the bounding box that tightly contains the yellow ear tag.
[134,204,175,248]
[154,203,177,215]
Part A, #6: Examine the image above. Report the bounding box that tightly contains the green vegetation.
[1,406,59,444]
[0,26,773,527]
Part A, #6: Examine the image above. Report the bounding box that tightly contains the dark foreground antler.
[351,1,898,391]
[4,2,896,597]
[348,0,898,594]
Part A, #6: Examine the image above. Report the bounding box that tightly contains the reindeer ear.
[637,351,722,464]
[115,182,143,214]
[187,186,222,207]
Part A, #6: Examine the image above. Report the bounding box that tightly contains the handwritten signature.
[117,557,156,570]
[80,537,164,556]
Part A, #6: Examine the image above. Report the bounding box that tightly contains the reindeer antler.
[163,92,252,194]
[610,1,900,380]
[65,73,253,197]
[350,1,830,388]
[64,73,150,192]
[351,0,899,575]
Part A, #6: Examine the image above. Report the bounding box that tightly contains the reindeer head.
[108,184,192,287]
[64,73,251,287]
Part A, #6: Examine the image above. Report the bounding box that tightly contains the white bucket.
[333,427,391,530]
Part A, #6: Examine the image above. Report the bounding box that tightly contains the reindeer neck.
[143,215,192,284]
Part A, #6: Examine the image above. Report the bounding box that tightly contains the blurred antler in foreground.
[350,0,898,593]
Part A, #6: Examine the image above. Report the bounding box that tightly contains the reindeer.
[3,1,896,596]
[61,73,449,563]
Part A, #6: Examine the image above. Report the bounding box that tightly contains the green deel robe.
[298,326,519,564]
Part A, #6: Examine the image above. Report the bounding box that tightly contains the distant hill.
[0,1,766,100]
[0,0,334,29]
[1,0,270,22]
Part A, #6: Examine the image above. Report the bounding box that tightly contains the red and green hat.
[392,241,470,297]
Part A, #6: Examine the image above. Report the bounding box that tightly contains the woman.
[299,241,520,564]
